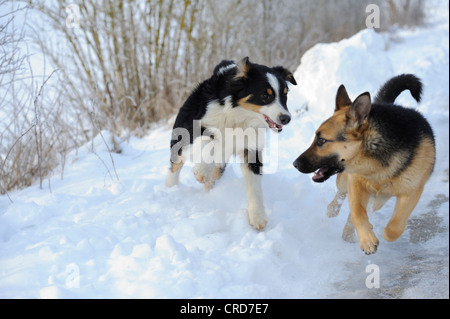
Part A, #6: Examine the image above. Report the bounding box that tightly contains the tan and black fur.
[293,74,435,254]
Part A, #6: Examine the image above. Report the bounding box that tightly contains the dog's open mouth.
[263,115,283,133]
[312,166,343,183]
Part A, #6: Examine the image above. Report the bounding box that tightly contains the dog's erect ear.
[273,66,297,85]
[346,92,372,130]
[235,57,251,78]
[335,85,352,112]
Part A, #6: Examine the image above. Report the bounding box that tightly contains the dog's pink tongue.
[267,117,282,132]
[312,168,327,181]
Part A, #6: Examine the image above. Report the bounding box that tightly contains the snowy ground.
[1,10,448,299]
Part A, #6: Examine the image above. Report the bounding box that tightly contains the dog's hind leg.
[342,213,357,243]
[242,149,267,230]
[383,186,424,242]
[166,155,185,187]
[205,164,227,191]
[327,173,348,217]
[194,163,227,191]
[192,135,228,191]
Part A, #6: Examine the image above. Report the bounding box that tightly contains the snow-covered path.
[1,13,448,298]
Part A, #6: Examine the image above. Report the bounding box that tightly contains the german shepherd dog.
[293,74,435,254]
[166,57,296,230]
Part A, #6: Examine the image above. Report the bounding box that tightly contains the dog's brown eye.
[261,92,274,103]
[317,138,327,146]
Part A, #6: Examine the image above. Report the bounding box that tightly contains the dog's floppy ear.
[235,57,251,78]
[273,66,297,85]
[228,57,250,96]
[346,92,372,130]
[335,85,352,112]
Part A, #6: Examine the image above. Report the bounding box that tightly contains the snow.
[1,11,449,299]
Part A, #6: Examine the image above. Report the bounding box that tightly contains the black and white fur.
[166,57,297,230]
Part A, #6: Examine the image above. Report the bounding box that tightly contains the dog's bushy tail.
[374,74,423,104]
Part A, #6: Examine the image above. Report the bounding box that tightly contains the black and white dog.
[166,57,297,230]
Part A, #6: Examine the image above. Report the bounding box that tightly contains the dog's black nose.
[280,114,291,125]
[293,158,301,170]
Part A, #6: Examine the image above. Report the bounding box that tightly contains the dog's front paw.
[166,172,179,187]
[358,229,379,255]
[382,224,404,242]
[248,208,267,231]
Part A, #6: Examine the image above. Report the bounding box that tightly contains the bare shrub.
[28,0,426,137]
[388,0,426,27]
[0,1,86,196]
